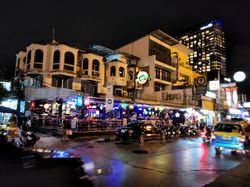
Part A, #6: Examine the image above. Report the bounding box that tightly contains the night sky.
[1,0,250,99]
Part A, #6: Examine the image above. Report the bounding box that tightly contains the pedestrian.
[71,115,78,132]
[62,119,71,142]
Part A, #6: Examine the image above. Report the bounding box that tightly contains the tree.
[0,83,9,102]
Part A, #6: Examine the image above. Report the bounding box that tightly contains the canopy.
[0,106,19,115]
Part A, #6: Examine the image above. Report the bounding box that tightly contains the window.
[92,59,99,76]
[110,66,116,76]
[162,70,171,81]
[128,71,133,80]
[53,50,60,63]
[34,49,43,69]
[82,58,88,75]
[63,78,73,89]
[149,40,171,64]
[34,49,43,62]
[53,50,60,69]
[154,83,165,92]
[64,51,75,71]
[119,67,124,77]
[27,51,31,69]
[214,124,242,133]
[155,68,161,79]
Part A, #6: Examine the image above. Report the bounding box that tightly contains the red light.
[200,132,205,137]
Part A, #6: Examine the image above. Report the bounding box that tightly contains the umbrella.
[0,106,19,115]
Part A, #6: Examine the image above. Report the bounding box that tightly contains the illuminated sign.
[84,97,90,107]
[200,23,213,30]
[226,89,232,107]
[243,102,250,108]
[221,82,236,88]
[136,71,150,84]
[76,96,83,106]
[232,89,238,104]
[205,91,216,99]
[209,80,219,91]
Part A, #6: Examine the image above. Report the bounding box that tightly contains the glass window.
[162,70,171,81]
[149,40,171,64]
[64,52,74,71]
[92,59,99,76]
[34,49,43,62]
[214,123,242,132]
[64,52,75,65]
[119,67,124,77]
[110,66,116,76]
[53,50,60,64]
[128,71,133,80]
[155,68,161,79]
[82,58,88,69]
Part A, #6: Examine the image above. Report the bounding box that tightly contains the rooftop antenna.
[51,28,58,44]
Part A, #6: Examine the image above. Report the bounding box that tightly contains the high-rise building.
[177,20,226,80]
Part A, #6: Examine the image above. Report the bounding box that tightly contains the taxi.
[211,118,250,154]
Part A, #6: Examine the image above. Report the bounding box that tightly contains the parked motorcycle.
[16,130,40,148]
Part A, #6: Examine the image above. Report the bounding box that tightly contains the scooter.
[17,130,40,148]
[200,129,211,143]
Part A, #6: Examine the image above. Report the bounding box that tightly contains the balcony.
[106,77,127,86]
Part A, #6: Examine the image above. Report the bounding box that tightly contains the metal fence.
[31,115,123,132]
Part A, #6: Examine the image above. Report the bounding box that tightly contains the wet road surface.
[66,137,248,187]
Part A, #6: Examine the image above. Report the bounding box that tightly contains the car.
[211,118,250,154]
[116,121,166,143]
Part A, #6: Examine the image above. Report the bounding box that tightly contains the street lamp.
[233,71,246,82]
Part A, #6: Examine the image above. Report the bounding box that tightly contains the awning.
[25,87,77,100]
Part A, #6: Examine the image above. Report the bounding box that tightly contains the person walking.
[61,119,71,142]
[71,115,78,132]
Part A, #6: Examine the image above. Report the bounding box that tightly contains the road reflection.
[68,137,247,187]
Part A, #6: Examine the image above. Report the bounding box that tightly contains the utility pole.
[217,69,221,122]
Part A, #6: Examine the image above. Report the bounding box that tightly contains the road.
[58,136,248,187]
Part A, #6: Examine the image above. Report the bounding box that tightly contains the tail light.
[200,132,205,137]
[239,136,246,143]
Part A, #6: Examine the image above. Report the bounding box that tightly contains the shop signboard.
[202,100,214,111]
[106,98,114,112]
[196,86,207,94]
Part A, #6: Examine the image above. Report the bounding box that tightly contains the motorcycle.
[200,128,211,143]
[16,130,40,148]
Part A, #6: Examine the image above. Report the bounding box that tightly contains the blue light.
[76,96,83,106]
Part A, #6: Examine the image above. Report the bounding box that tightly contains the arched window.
[53,50,60,63]
[53,50,60,69]
[64,52,74,65]
[64,51,75,71]
[34,49,43,62]
[119,67,124,77]
[34,49,43,69]
[27,51,31,69]
[82,58,88,75]
[92,59,99,76]
[110,66,116,76]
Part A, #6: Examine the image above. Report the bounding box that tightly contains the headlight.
[146,126,152,131]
